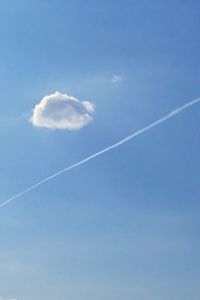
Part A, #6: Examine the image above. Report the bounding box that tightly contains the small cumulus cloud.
[30,91,95,130]
[111,75,123,83]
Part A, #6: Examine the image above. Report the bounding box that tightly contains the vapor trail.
[1,96,200,209]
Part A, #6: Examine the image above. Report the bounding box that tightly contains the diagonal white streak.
[1,96,200,209]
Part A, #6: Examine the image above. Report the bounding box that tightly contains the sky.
[0,0,200,299]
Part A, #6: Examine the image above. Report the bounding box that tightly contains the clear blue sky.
[0,1,200,299]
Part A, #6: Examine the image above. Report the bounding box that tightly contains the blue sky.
[0,0,200,299]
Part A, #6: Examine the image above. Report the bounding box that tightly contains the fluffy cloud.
[30,92,95,130]
[111,75,122,83]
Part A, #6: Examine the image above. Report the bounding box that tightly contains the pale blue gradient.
[0,1,200,300]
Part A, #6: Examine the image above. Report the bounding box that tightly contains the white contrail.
[1,96,200,209]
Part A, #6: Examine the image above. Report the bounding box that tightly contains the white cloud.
[111,75,123,83]
[30,91,95,130]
